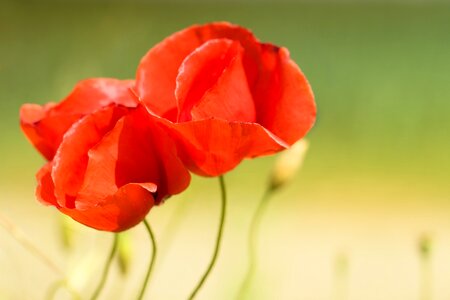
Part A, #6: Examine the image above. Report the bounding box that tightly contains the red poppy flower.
[134,22,316,176]
[20,78,137,161]
[20,79,190,231]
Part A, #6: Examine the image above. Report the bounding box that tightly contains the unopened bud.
[59,215,75,250]
[269,139,309,191]
[335,251,349,276]
[418,233,433,259]
[117,232,133,275]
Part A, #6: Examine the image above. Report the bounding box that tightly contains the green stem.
[332,253,348,300]
[237,188,273,299]
[90,234,118,300]
[136,219,157,300]
[420,253,432,300]
[188,175,227,300]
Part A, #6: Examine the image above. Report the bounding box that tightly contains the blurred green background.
[1,0,450,299]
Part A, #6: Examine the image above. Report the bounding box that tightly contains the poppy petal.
[60,183,156,232]
[20,79,136,160]
[253,45,316,145]
[52,105,129,208]
[35,162,58,207]
[20,103,81,161]
[54,78,136,115]
[155,117,288,176]
[175,39,255,123]
[135,22,261,120]
[77,107,190,207]
[148,120,192,199]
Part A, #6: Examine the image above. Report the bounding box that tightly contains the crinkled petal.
[59,183,156,232]
[20,104,81,160]
[54,78,137,114]
[52,105,129,208]
[20,78,136,160]
[135,22,261,121]
[175,39,255,123]
[35,162,58,207]
[77,106,190,207]
[152,116,288,176]
[253,45,316,145]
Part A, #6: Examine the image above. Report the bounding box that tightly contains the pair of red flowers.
[20,22,316,232]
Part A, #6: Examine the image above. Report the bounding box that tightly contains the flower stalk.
[419,234,433,300]
[137,219,157,300]
[90,234,118,300]
[238,140,309,298]
[237,188,272,298]
[188,175,227,299]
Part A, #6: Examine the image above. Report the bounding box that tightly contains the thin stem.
[332,253,348,300]
[0,212,63,275]
[136,219,157,300]
[420,256,432,300]
[188,175,227,300]
[419,243,432,300]
[90,234,118,300]
[237,188,273,299]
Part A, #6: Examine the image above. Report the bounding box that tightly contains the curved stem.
[237,188,273,299]
[136,219,157,300]
[188,175,227,300]
[90,234,118,300]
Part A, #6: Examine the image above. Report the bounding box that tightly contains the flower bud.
[269,139,309,191]
[117,232,133,275]
[418,233,433,259]
[59,215,75,250]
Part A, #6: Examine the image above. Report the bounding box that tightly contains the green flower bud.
[269,139,309,191]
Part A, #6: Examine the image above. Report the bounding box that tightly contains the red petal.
[36,162,58,207]
[20,104,81,161]
[77,107,190,207]
[50,78,136,115]
[154,116,288,176]
[52,106,129,208]
[53,78,136,114]
[20,79,136,160]
[60,183,155,232]
[135,22,261,120]
[253,45,316,145]
[176,39,255,123]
